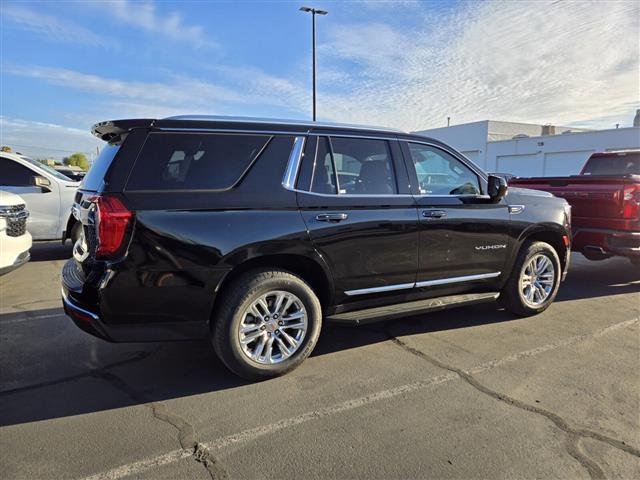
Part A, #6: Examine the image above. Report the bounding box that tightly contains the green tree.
[63,152,89,171]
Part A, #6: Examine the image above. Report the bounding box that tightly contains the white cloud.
[0,3,112,48]
[98,0,216,49]
[316,0,640,130]
[0,117,102,161]
[4,0,638,135]
[5,65,245,108]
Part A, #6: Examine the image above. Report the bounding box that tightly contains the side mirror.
[487,175,508,202]
[32,175,51,190]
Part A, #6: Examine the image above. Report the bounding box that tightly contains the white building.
[414,120,640,177]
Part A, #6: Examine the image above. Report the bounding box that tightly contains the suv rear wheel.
[500,241,561,316]
[212,269,322,380]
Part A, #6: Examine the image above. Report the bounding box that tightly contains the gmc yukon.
[62,116,571,379]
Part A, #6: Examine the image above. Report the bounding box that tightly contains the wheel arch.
[211,253,335,324]
[516,224,569,271]
[63,214,77,243]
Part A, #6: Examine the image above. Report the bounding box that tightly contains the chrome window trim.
[288,134,404,196]
[344,282,416,296]
[287,189,415,198]
[282,136,306,190]
[344,271,501,296]
[308,132,400,142]
[415,271,501,288]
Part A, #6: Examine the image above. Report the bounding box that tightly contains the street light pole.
[300,6,328,121]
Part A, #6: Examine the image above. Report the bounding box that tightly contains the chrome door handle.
[422,210,447,219]
[316,213,348,222]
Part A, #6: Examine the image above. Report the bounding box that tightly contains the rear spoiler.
[91,119,155,142]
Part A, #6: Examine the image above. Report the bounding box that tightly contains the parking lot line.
[78,316,638,480]
[0,312,64,325]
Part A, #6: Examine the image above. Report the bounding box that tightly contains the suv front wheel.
[500,241,561,316]
[212,269,322,380]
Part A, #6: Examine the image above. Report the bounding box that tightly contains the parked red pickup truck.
[509,150,640,267]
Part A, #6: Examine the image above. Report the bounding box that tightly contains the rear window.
[126,133,271,191]
[582,153,640,175]
[82,144,120,191]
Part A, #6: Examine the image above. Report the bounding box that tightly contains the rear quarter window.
[126,133,271,191]
[582,153,640,175]
[82,144,120,191]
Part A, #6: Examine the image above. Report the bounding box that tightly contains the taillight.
[621,184,640,219]
[91,195,133,257]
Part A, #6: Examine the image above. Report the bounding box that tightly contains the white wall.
[414,121,490,168]
[415,122,640,177]
[485,127,640,176]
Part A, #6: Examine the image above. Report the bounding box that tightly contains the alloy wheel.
[238,290,308,364]
[520,254,555,307]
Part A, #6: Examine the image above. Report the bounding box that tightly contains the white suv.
[0,152,81,242]
[0,191,32,275]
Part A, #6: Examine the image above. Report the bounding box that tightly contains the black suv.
[62,116,571,379]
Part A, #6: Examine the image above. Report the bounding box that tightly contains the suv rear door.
[295,133,419,303]
[400,140,510,287]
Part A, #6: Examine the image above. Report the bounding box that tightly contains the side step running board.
[327,292,500,325]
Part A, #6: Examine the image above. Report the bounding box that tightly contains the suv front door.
[295,134,419,304]
[401,141,510,288]
[0,156,61,239]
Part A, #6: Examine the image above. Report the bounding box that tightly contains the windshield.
[582,153,640,175]
[21,156,75,182]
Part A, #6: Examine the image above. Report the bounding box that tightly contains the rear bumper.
[573,228,640,258]
[61,258,208,342]
[61,287,112,341]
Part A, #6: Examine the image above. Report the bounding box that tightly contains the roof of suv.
[91,115,409,142]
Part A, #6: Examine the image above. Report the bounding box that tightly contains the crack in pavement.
[388,334,640,480]
[0,351,155,396]
[90,365,228,480]
[75,317,638,480]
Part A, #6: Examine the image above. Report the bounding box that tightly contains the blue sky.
[1,0,639,160]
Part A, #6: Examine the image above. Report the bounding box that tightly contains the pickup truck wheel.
[500,241,561,316]
[212,269,322,380]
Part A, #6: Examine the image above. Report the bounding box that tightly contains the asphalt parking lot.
[0,242,638,480]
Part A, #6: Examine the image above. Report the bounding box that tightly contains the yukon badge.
[475,244,507,251]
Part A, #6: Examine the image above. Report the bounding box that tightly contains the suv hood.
[507,186,554,198]
[0,190,27,207]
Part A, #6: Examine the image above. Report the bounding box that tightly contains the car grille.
[1,204,28,237]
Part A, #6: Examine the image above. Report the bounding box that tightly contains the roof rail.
[162,115,405,134]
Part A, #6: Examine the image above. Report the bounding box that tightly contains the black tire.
[212,269,322,380]
[500,241,561,317]
[630,257,640,269]
[70,222,82,245]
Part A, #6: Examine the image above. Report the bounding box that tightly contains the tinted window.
[407,143,480,195]
[82,144,120,191]
[127,133,271,191]
[329,137,397,194]
[0,157,35,186]
[310,137,337,194]
[582,154,640,175]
